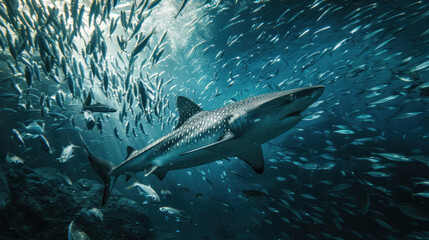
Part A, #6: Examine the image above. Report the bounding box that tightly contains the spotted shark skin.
[87,85,324,206]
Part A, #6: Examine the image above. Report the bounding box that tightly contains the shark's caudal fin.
[79,133,118,206]
[88,153,118,206]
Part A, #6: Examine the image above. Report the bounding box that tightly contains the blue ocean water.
[0,0,428,239]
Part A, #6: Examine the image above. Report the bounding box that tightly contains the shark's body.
[87,85,324,206]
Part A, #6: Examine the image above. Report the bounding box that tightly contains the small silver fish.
[159,206,191,219]
[68,220,91,240]
[126,181,160,203]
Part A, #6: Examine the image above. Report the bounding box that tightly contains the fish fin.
[174,96,203,130]
[86,138,117,206]
[126,146,135,158]
[125,184,134,190]
[124,175,139,189]
[237,145,264,174]
[125,182,137,190]
[125,173,133,182]
[154,169,168,180]
[144,165,159,177]
[84,93,92,107]
[180,131,235,156]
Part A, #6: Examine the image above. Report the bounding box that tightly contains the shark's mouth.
[288,111,302,117]
[280,111,302,120]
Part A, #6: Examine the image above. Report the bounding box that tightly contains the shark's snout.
[297,85,324,107]
[292,85,324,102]
[279,85,324,119]
[309,85,324,103]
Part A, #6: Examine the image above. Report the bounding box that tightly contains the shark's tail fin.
[79,132,117,206]
[88,153,117,207]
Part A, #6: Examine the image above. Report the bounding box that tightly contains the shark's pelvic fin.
[180,131,236,156]
[174,96,203,129]
[125,175,140,189]
[154,169,168,180]
[144,165,159,177]
[237,145,264,174]
[125,173,134,182]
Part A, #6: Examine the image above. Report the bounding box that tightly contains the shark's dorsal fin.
[126,146,136,158]
[84,93,92,106]
[154,169,168,180]
[174,96,203,130]
[237,145,264,174]
[180,131,235,156]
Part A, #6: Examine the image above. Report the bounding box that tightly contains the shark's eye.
[289,94,296,101]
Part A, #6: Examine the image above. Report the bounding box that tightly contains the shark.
[82,93,117,113]
[86,85,324,206]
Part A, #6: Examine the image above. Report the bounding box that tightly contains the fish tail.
[88,148,118,207]
[79,132,117,206]
[77,132,90,153]
[125,182,136,190]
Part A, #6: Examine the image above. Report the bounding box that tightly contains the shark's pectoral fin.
[180,131,235,156]
[237,145,264,174]
[144,165,159,177]
[154,169,168,180]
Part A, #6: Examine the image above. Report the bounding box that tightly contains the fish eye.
[289,94,296,101]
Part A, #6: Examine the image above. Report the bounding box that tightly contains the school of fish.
[0,0,428,239]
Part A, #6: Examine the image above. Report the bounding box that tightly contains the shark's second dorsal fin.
[126,146,136,158]
[174,96,203,130]
[237,145,264,174]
